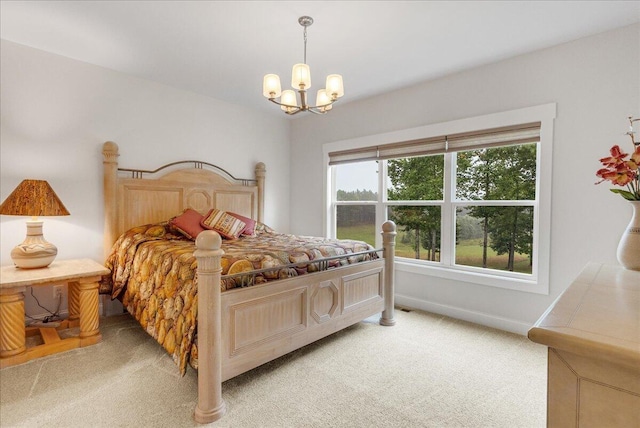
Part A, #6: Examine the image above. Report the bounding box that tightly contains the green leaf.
[610,189,639,200]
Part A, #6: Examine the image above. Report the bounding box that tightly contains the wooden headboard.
[102,141,265,259]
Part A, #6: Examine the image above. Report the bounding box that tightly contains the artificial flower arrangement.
[596,116,640,201]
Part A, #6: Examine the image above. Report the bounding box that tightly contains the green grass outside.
[336,223,376,244]
[337,225,532,274]
[455,238,531,274]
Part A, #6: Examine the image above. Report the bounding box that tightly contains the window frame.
[323,104,556,295]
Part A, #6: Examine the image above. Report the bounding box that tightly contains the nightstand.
[0,258,110,369]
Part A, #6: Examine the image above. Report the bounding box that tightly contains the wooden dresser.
[528,263,640,427]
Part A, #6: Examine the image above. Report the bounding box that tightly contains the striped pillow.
[227,211,256,236]
[201,208,246,239]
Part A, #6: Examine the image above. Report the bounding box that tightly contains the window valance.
[328,122,541,165]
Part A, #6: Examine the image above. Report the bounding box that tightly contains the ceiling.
[2,1,639,117]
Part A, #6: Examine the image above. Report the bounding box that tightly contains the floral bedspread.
[101,222,377,374]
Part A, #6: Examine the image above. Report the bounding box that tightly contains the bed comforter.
[101,222,377,374]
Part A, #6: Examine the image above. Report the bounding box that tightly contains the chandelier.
[262,16,344,115]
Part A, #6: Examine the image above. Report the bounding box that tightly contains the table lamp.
[0,179,70,269]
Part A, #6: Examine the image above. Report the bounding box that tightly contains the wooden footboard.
[221,260,384,381]
[193,222,396,424]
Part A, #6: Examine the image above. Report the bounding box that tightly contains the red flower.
[629,146,640,169]
[596,145,640,200]
[595,165,635,186]
[599,145,628,166]
[595,119,640,201]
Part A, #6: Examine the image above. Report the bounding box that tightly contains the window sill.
[395,259,549,295]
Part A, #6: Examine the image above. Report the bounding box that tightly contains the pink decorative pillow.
[169,208,206,240]
[201,208,246,240]
[228,212,256,236]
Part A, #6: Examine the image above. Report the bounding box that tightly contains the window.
[387,154,443,261]
[333,160,378,245]
[325,104,555,294]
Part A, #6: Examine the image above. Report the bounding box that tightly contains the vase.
[617,200,640,271]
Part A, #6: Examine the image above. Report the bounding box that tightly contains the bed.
[101,141,397,423]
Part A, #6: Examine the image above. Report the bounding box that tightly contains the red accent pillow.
[228,212,256,236]
[169,208,206,240]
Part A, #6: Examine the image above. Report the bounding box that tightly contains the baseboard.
[394,293,532,336]
[26,295,531,334]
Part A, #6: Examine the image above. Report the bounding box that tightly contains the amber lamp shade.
[0,179,70,269]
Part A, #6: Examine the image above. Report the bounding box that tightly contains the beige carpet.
[0,309,547,427]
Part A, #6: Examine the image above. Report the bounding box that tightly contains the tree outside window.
[456,143,536,273]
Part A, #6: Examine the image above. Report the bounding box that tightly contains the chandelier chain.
[303,25,308,64]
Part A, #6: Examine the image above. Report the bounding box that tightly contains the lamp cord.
[27,287,62,324]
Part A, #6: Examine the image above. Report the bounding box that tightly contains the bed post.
[255,162,266,224]
[102,141,119,260]
[194,230,226,424]
[380,220,397,326]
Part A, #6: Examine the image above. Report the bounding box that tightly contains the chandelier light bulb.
[280,90,297,112]
[326,74,344,99]
[263,74,282,99]
[316,89,332,111]
[291,63,311,89]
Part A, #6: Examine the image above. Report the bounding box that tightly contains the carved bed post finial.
[102,142,120,261]
[255,162,266,224]
[380,220,397,326]
[193,230,226,423]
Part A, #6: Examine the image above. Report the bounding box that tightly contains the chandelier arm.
[308,98,340,114]
[271,96,339,107]
[266,98,303,115]
[316,98,340,109]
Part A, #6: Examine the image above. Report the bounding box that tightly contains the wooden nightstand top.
[0,258,110,289]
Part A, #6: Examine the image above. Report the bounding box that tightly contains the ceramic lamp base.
[10,220,57,269]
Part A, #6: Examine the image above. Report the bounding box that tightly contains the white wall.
[289,24,640,334]
[0,40,290,316]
